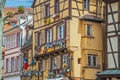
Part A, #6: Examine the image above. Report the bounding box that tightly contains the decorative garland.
[45,40,65,49]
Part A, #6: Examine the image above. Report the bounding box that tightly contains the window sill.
[83,66,100,69]
[82,36,95,39]
[84,9,89,11]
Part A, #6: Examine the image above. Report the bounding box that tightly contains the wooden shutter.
[41,30,45,44]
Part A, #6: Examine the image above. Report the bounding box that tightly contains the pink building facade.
[3,26,22,80]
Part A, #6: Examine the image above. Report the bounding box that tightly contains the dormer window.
[55,0,59,13]
[11,20,17,27]
[11,22,16,27]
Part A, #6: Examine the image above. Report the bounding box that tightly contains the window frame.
[86,24,92,36]
[84,0,89,10]
[11,34,17,48]
[17,33,21,47]
[11,57,15,72]
[62,53,70,69]
[6,58,9,73]
[6,36,10,49]
[37,32,42,46]
[54,0,59,13]
[39,60,43,72]
[88,54,97,67]
[57,24,65,40]
[46,28,53,43]
[52,57,57,70]
[45,4,50,17]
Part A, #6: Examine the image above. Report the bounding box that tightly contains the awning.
[97,70,120,78]
[44,77,69,80]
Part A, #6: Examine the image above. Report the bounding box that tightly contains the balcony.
[34,39,68,60]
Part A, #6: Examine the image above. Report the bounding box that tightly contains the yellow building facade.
[32,0,104,80]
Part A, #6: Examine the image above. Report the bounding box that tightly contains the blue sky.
[5,0,34,8]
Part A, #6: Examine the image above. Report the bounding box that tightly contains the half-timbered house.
[32,0,104,80]
[97,0,120,80]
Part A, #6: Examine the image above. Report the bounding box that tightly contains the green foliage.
[4,6,24,22]
[7,12,13,17]
[18,6,24,13]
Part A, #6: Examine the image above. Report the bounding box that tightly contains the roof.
[3,25,21,33]
[32,0,36,8]
[3,24,12,31]
[103,0,118,3]
[80,14,103,22]
[97,70,120,78]
[4,8,18,21]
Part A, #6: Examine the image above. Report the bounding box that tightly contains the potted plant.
[18,6,24,13]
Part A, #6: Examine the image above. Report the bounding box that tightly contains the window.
[16,56,20,71]
[6,36,10,49]
[88,55,97,67]
[38,32,42,45]
[46,28,52,43]
[78,58,81,64]
[2,36,6,46]
[11,57,15,72]
[52,57,57,70]
[62,53,70,68]
[8,58,11,72]
[11,34,16,48]
[57,25,65,39]
[45,4,50,17]
[39,61,42,72]
[11,22,16,27]
[84,0,89,10]
[55,0,59,13]
[17,33,21,46]
[6,58,8,73]
[86,24,92,36]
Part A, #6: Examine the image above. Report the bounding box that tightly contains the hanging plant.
[4,6,24,22]
[7,12,13,18]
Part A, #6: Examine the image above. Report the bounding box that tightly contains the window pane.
[86,24,92,36]
[62,53,70,68]
[39,61,42,72]
[88,55,91,66]
[52,57,57,70]
[84,0,89,10]
[93,56,97,66]
[55,0,59,13]
[47,29,52,43]
[17,33,21,46]
[57,25,65,39]
[45,4,50,17]
[38,33,42,45]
